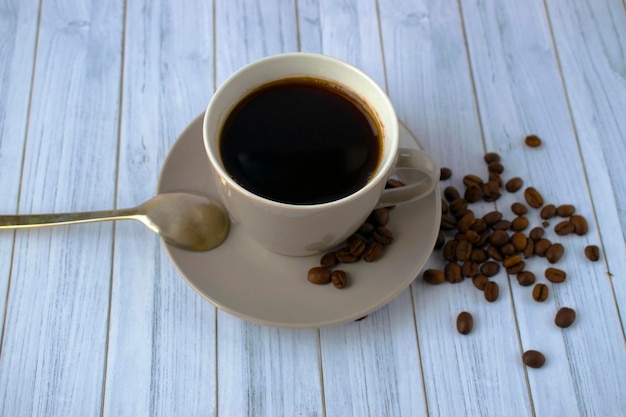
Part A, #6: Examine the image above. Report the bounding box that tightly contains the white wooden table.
[1,0,625,415]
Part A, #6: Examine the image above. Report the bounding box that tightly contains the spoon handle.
[0,208,139,229]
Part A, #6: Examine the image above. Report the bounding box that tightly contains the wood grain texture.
[0,0,123,415]
[103,0,217,415]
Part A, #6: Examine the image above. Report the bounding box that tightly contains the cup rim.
[203,52,399,209]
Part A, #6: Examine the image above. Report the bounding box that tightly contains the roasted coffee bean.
[556,204,576,217]
[489,172,503,187]
[506,261,526,275]
[370,207,390,226]
[545,267,566,283]
[441,199,449,215]
[435,232,445,250]
[486,244,504,261]
[440,214,457,231]
[386,178,405,188]
[320,252,338,268]
[363,241,384,262]
[462,261,479,278]
[487,161,504,174]
[540,204,556,219]
[555,307,576,328]
[480,261,500,277]
[584,245,600,261]
[471,248,488,263]
[440,167,452,180]
[449,198,468,215]
[511,202,528,216]
[517,271,536,286]
[505,177,523,192]
[423,269,445,285]
[470,218,488,233]
[307,267,331,285]
[476,231,491,247]
[456,240,473,262]
[484,152,501,164]
[373,226,394,245]
[522,350,545,368]
[529,226,545,241]
[570,215,588,235]
[484,281,499,302]
[457,212,476,233]
[349,236,367,257]
[490,230,509,247]
[456,311,474,335]
[492,220,512,231]
[511,216,529,231]
[503,255,523,269]
[532,283,549,302]
[534,238,552,257]
[443,240,458,262]
[464,185,482,203]
[444,186,461,202]
[336,247,359,263]
[546,243,565,264]
[358,221,375,235]
[523,238,535,258]
[511,232,528,252]
[463,174,483,188]
[331,270,348,289]
[554,220,575,236]
[472,274,489,290]
[481,181,501,202]
[524,187,544,208]
[445,262,463,284]
[483,211,503,226]
[500,243,516,257]
[524,134,542,147]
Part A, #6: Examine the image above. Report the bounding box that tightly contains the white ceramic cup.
[204,53,439,256]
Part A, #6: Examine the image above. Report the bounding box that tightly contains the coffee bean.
[320,252,338,268]
[464,185,482,203]
[511,203,528,216]
[363,241,383,262]
[506,261,526,275]
[470,218,488,233]
[511,216,529,231]
[480,261,500,277]
[373,226,394,245]
[584,245,600,261]
[524,134,542,148]
[534,238,552,257]
[504,177,523,193]
[555,307,576,328]
[440,214,457,231]
[486,244,504,261]
[492,220,512,231]
[463,174,483,188]
[524,187,544,208]
[457,212,476,233]
[546,243,565,264]
[470,248,488,263]
[517,271,536,286]
[386,178,405,188]
[348,234,367,256]
[444,186,461,202]
[370,207,390,226]
[488,161,504,174]
[532,283,549,302]
[522,350,545,368]
[445,262,463,284]
[481,181,501,202]
[331,270,348,289]
[336,247,359,263]
[462,261,479,278]
[545,267,566,283]
[443,240,458,262]
[529,226,545,241]
[472,274,489,290]
[358,222,375,235]
[307,267,331,285]
[449,198,468,215]
[434,232,445,250]
[540,204,556,219]
[556,204,576,217]
[511,232,528,252]
[456,311,474,335]
[489,172,503,187]
[484,281,499,302]
[440,167,452,180]
[423,269,445,285]
[570,215,588,235]
[483,211,503,226]
[490,230,509,247]
[456,240,473,262]
[484,152,501,164]
[503,254,523,269]
[500,243,516,257]
[465,230,482,244]
[554,220,575,236]
[523,238,534,258]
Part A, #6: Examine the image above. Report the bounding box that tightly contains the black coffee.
[219,77,382,204]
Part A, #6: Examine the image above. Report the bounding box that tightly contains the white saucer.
[157,114,441,328]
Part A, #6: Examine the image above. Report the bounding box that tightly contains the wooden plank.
[103,0,218,415]
[297,1,428,415]
[213,1,324,416]
[379,0,533,415]
[0,0,124,415]
[546,0,626,334]
[0,0,39,340]
[460,0,626,415]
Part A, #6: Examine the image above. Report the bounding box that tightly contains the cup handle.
[376,147,439,208]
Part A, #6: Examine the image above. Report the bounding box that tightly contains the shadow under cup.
[204,53,401,256]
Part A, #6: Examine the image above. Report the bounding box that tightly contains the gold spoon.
[0,192,229,251]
